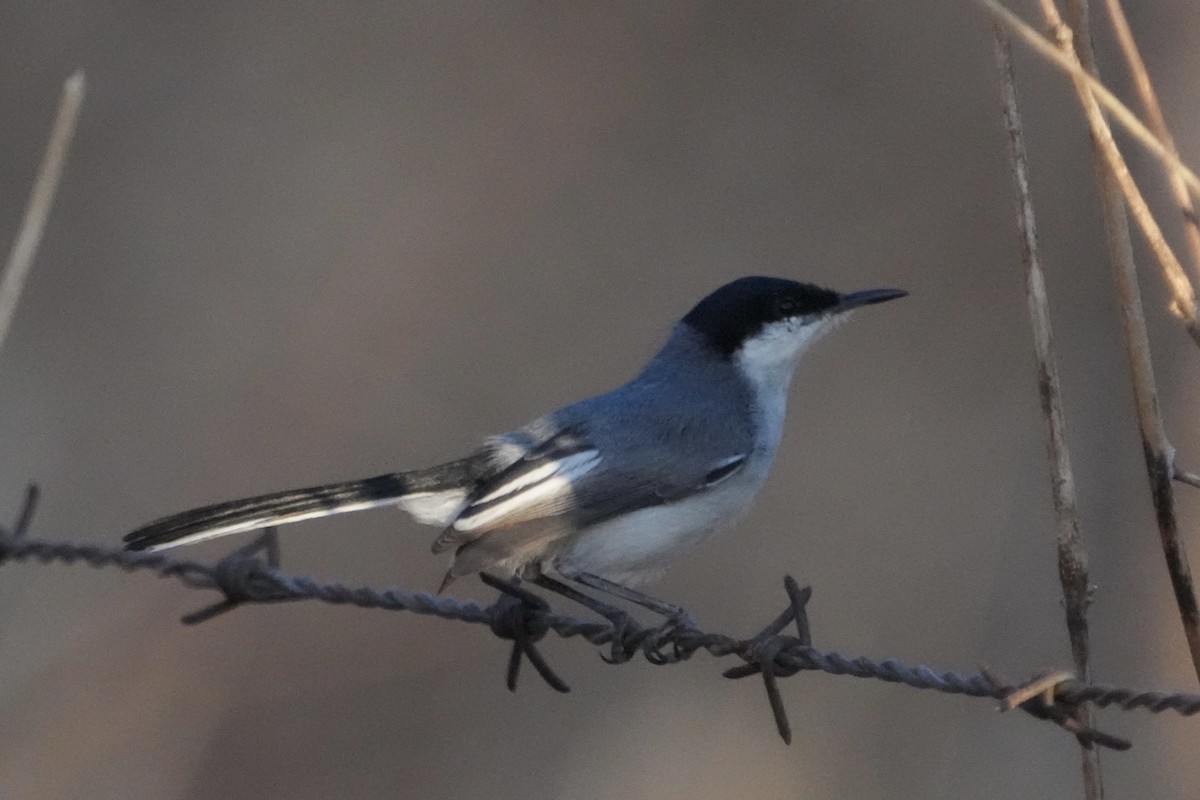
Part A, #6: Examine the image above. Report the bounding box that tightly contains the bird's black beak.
[833,288,907,313]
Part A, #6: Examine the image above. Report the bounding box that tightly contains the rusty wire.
[1,487,1198,750]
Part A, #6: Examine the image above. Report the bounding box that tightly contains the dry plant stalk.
[993,28,1104,799]
[1174,468,1200,492]
[976,0,1200,199]
[1102,0,1200,284]
[1047,0,1200,346]
[980,0,1200,347]
[0,71,86,355]
[1029,0,1200,683]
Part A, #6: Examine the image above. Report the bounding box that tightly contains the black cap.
[681,276,905,357]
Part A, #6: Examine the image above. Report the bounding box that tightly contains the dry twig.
[976,0,1200,198]
[993,28,1104,798]
[1101,0,1200,283]
[0,71,85,356]
[1172,466,1200,492]
[981,0,1200,346]
[1028,0,1200,682]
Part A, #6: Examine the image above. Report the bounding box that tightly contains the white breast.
[552,458,772,584]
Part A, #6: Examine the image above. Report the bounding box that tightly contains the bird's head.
[681,276,906,386]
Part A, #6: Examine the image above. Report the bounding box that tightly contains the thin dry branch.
[993,29,1104,798]
[976,0,1200,198]
[1102,0,1200,285]
[0,71,85,356]
[981,0,1200,347]
[1041,0,1200,683]
[1173,466,1200,492]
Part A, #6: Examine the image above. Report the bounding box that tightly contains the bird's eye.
[777,296,799,316]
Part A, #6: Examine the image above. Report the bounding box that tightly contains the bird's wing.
[431,423,747,554]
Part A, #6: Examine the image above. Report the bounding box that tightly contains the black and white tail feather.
[123,426,621,593]
[123,456,488,552]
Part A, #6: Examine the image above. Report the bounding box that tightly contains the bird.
[124,276,905,618]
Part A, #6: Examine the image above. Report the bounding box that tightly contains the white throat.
[733,317,838,449]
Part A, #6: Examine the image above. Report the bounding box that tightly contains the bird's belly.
[552,472,766,584]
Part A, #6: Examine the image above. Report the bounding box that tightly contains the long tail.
[123,457,484,552]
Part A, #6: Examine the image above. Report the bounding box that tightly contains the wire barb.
[0,484,39,566]
[13,484,39,538]
[722,577,814,744]
[481,573,569,693]
[180,529,291,624]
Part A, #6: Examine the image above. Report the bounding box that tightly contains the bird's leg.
[564,570,698,629]
[530,573,627,624]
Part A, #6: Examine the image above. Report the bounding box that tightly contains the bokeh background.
[2,1,1199,797]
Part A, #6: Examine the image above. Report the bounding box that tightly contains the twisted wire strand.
[2,527,1198,746]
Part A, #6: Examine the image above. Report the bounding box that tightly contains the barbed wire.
[1,486,1197,750]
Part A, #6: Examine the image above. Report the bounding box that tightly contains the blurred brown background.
[2,1,1200,797]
